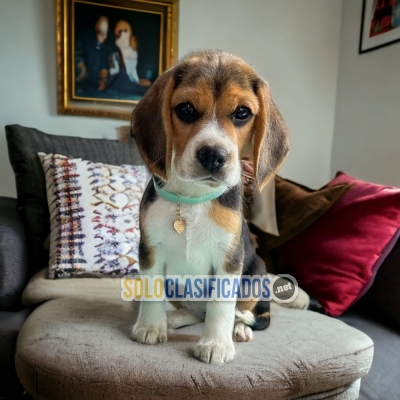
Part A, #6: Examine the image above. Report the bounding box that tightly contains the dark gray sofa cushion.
[0,197,28,310]
[358,235,400,332]
[339,311,400,400]
[0,308,31,397]
[5,125,143,276]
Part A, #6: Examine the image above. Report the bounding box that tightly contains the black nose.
[197,147,228,173]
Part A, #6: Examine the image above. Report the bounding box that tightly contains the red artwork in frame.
[360,0,400,53]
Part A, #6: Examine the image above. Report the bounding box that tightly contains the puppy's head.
[131,51,289,190]
[115,20,132,38]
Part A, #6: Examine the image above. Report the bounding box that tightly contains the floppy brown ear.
[253,81,289,191]
[131,68,175,179]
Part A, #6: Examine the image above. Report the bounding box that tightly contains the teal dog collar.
[152,176,227,205]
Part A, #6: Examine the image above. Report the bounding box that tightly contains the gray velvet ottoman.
[15,273,373,400]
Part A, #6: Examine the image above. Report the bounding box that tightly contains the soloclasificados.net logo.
[121,274,298,304]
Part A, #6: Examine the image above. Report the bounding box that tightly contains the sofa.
[0,125,398,399]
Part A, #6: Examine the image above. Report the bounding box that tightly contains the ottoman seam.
[317,343,374,367]
[296,381,354,399]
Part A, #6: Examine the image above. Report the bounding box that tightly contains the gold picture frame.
[57,0,179,120]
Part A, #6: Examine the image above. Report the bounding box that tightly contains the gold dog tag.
[173,203,185,234]
[173,219,185,234]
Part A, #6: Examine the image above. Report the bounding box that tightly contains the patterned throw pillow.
[39,153,150,279]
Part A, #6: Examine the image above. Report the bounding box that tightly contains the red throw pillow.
[272,172,400,316]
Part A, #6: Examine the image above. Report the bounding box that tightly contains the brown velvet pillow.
[250,176,351,272]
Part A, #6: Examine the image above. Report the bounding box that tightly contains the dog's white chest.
[145,199,233,276]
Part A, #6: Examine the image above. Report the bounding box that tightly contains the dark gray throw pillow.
[357,236,400,332]
[5,124,144,277]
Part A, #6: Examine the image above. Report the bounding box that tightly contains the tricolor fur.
[131,51,289,364]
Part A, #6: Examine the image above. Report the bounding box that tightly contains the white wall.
[0,0,343,198]
[332,0,400,187]
[0,0,122,198]
[179,0,343,190]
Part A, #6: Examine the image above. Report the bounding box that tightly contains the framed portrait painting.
[57,0,179,119]
[359,0,400,53]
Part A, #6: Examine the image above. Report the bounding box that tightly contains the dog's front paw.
[194,338,235,365]
[132,322,167,345]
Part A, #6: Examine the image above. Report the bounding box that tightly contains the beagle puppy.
[131,50,289,364]
[115,20,140,84]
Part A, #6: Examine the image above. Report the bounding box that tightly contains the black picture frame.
[359,0,400,54]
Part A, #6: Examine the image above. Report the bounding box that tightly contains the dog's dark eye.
[233,106,252,123]
[174,102,199,123]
